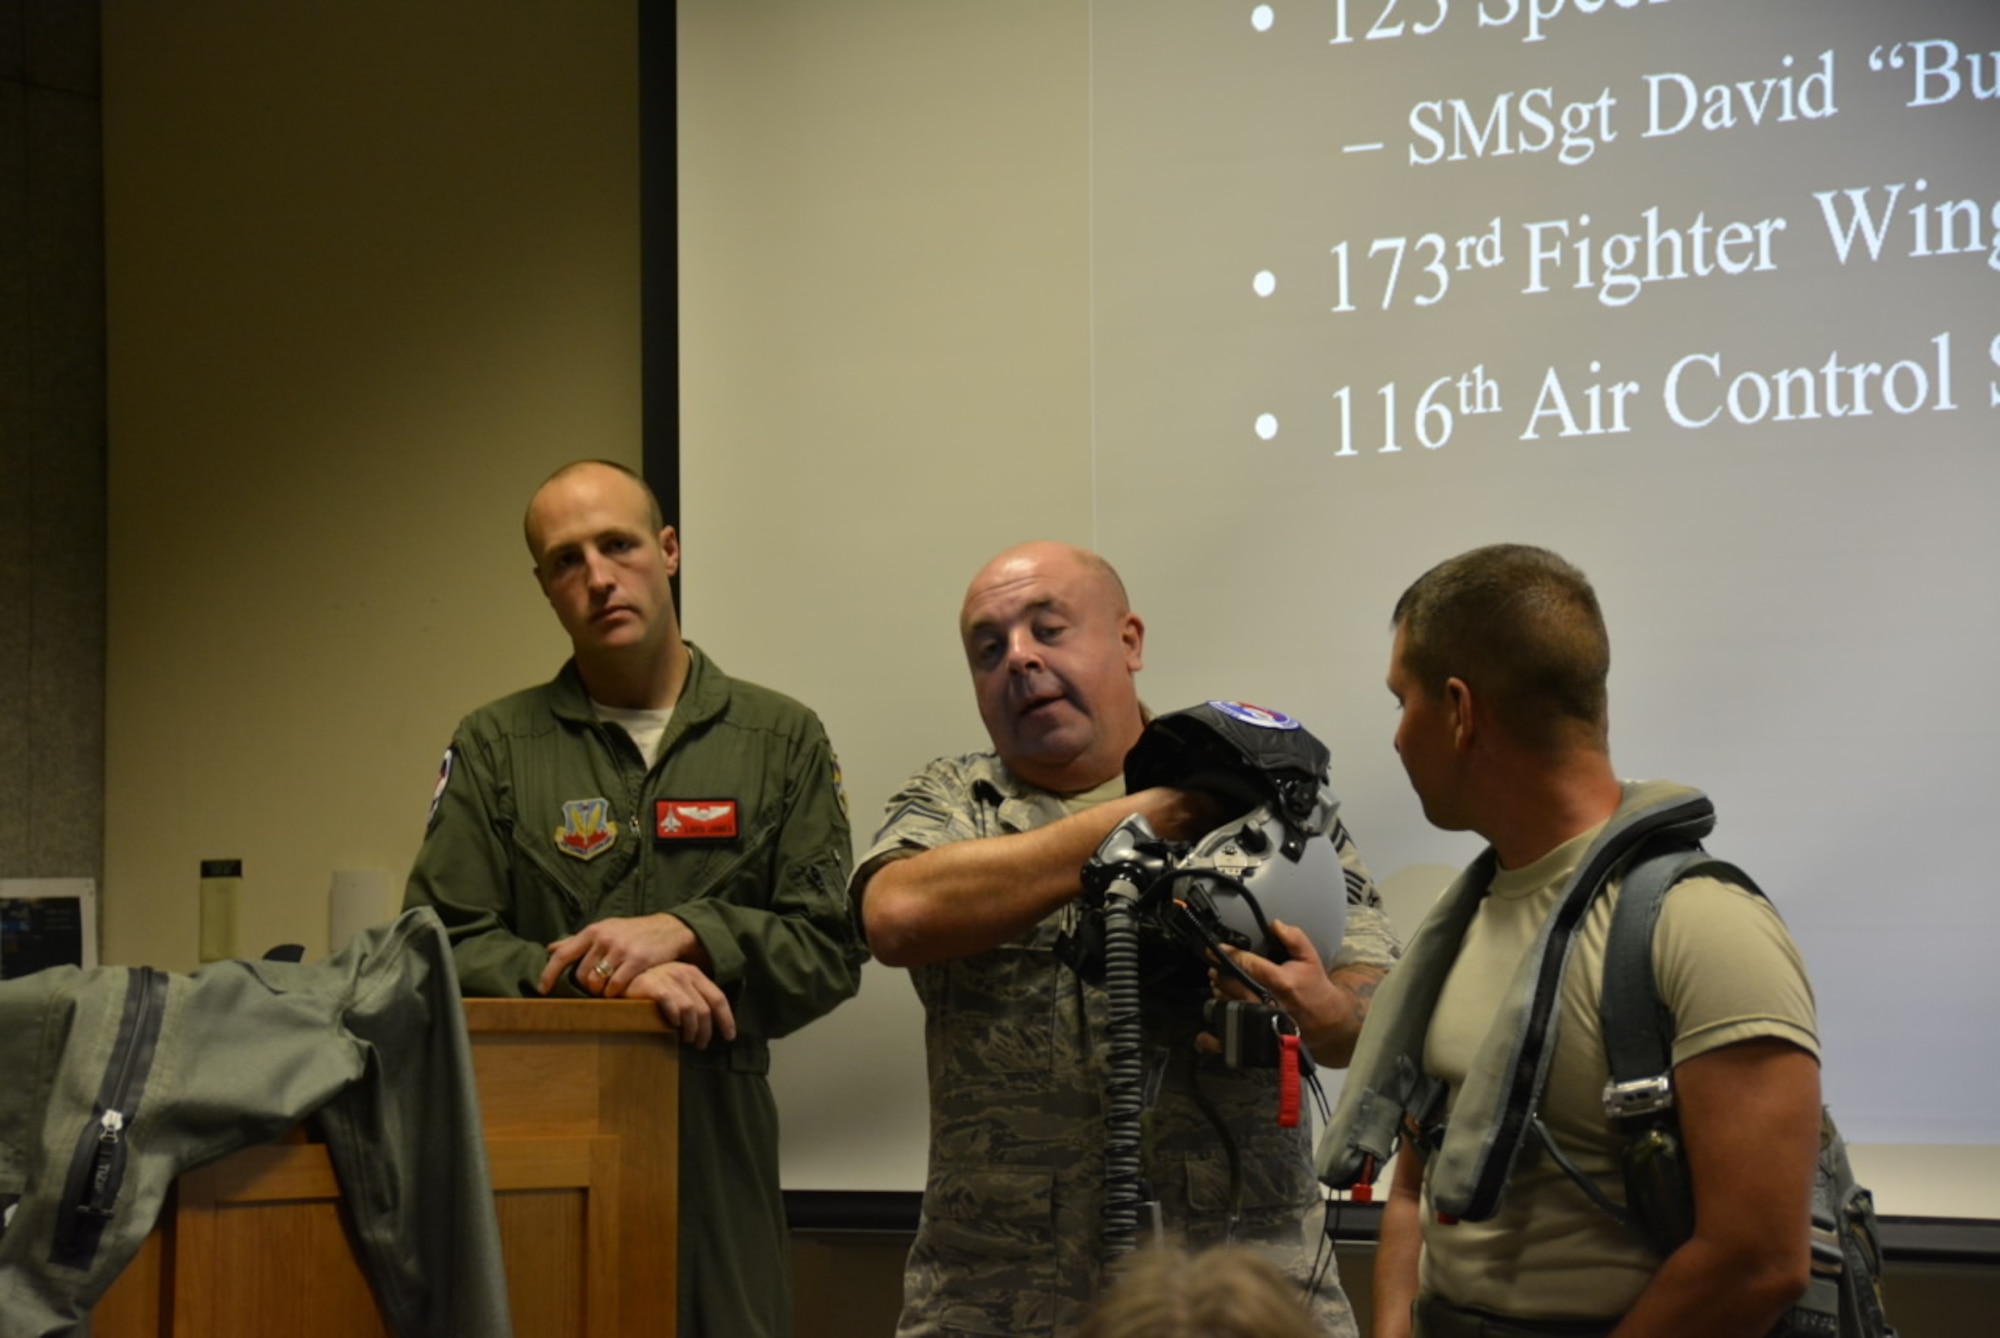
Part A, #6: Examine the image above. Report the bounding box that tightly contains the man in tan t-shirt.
[1371,544,1822,1338]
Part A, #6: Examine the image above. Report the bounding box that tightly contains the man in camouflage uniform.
[854,541,1399,1338]
[404,460,866,1338]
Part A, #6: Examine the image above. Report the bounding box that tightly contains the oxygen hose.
[1100,870,1146,1261]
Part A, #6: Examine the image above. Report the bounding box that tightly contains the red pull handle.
[1278,1033,1301,1128]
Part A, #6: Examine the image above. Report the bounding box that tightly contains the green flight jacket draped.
[0,910,509,1338]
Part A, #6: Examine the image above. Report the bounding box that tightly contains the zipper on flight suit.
[50,966,168,1270]
[596,718,665,906]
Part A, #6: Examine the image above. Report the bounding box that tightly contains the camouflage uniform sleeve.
[1328,813,1402,974]
[848,755,984,902]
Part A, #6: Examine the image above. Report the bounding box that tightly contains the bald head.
[961,542,1129,633]
[524,460,664,559]
[959,542,1145,792]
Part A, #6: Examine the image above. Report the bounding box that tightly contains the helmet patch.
[1207,700,1302,731]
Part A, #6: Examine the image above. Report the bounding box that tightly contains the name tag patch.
[656,799,739,841]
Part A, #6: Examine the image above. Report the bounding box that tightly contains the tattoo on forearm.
[1334,966,1385,1022]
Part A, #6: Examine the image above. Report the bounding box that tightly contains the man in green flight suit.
[404,459,867,1337]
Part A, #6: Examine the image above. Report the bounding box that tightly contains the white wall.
[678,0,1097,1189]
[682,0,2000,1219]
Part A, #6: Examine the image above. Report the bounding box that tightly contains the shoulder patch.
[426,748,455,831]
[831,753,849,820]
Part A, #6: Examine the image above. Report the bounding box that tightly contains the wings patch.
[656,799,739,841]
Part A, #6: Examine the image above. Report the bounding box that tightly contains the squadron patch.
[1208,700,1302,731]
[831,754,849,820]
[426,748,455,831]
[656,799,739,841]
[555,798,618,861]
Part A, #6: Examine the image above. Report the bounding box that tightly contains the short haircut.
[522,459,666,556]
[1076,1244,1321,1338]
[1392,543,1610,751]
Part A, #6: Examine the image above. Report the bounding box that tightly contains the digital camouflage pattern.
[857,752,1401,1338]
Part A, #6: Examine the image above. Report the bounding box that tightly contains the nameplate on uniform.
[656,799,739,841]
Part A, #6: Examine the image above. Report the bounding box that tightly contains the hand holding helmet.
[1114,700,1351,968]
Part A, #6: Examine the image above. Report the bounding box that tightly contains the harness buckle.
[1602,1074,1675,1120]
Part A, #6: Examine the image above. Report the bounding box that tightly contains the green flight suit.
[404,643,866,1338]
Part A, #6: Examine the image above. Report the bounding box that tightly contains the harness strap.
[1454,801,1722,1221]
[1316,784,1722,1220]
[1533,846,1762,1239]
[1600,849,1765,1108]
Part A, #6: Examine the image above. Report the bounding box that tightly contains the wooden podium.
[94,999,678,1337]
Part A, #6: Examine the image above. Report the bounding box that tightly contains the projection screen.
[678,0,2000,1216]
